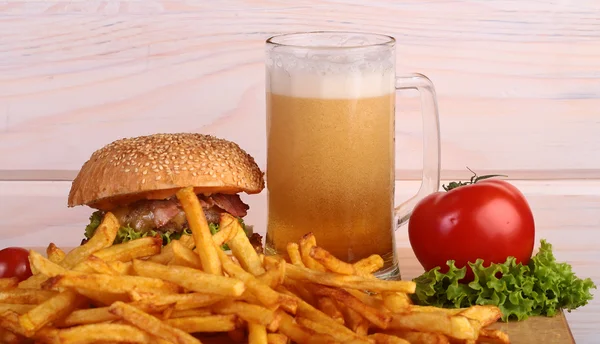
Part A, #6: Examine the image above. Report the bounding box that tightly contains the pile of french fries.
[0,186,510,344]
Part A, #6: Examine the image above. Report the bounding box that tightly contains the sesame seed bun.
[68,133,265,211]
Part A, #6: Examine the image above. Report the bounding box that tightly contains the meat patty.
[111,193,249,235]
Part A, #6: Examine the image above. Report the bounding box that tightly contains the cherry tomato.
[408,177,535,281]
[0,247,33,281]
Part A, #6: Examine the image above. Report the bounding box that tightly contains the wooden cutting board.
[397,248,576,344]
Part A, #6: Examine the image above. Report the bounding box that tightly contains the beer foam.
[267,68,394,99]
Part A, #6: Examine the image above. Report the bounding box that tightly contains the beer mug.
[264,31,441,279]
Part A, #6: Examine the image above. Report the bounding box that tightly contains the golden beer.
[266,91,395,263]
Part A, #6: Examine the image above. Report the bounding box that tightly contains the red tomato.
[408,178,535,281]
[0,247,33,281]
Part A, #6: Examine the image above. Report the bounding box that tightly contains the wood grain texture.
[1,179,598,342]
[1,0,599,178]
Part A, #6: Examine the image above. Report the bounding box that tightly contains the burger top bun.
[68,133,265,211]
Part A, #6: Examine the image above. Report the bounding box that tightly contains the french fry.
[18,212,119,289]
[389,312,480,341]
[109,301,201,344]
[299,233,326,272]
[0,278,19,291]
[345,288,385,309]
[75,289,129,307]
[62,301,175,327]
[62,306,119,326]
[353,255,385,275]
[0,288,58,304]
[277,286,370,344]
[281,281,316,307]
[368,333,411,344]
[176,186,222,275]
[286,243,305,267]
[310,246,356,275]
[212,300,278,328]
[212,215,237,247]
[28,250,74,279]
[382,292,412,312]
[383,330,450,344]
[0,304,35,315]
[46,243,66,264]
[165,314,237,333]
[56,212,119,269]
[316,297,344,324]
[0,310,27,337]
[93,236,162,263]
[340,305,369,335]
[258,257,286,289]
[285,263,416,293]
[46,272,181,295]
[57,323,154,343]
[408,305,464,315]
[132,258,245,297]
[168,240,203,269]
[107,260,134,275]
[458,305,502,327]
[169,308,213,318]
[148,241,176,264]
[77,255,120,275]
[18,290,83,335]
[278,311,336,344]
[177,234,195,249]
[248,322,269,344]
[297,316,365,343]
[222,213,265,276]
[478,328,510,344]
[133,292,226,311]
[216,248,297,312]
[267,333,289,344]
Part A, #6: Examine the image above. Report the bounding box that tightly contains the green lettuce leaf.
[83,210,241,250]
[412,239,596,321]
[84,211,103,240]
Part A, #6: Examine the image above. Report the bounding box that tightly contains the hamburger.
[68,133,265,252]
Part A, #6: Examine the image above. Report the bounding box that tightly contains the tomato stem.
[442,167,507,191]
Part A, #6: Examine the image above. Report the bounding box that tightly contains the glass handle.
[394,73,442,229]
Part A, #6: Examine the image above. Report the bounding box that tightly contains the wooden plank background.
[0,1,598,343]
